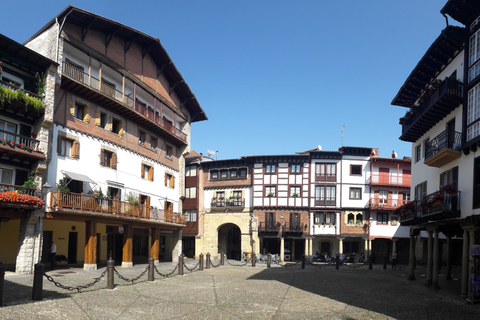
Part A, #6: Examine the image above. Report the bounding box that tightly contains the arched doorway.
[218,223,241,260]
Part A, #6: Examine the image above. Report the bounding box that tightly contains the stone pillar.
[304,238,308,257]
[432,229,440,288]
[338,238,343,254]
[84,221,97,271]
[446,234,452,280]
[308,238,313,256]
[15,212,43,275]
[280,237,285,262]
[122,224,133,268]
[365,238,369,258]
[150,228,159,264]
[408,232,416,281]
[172,227,182,263]
[426,230,433,286]
[461,228,469,297]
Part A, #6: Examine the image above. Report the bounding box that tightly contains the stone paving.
[1,260,480,319]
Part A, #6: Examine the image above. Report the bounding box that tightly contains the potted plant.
[441,184,457,194]
[267,193,274,197]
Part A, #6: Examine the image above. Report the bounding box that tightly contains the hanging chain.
[43,269,108,293]
[183,261,199,272]
[113,265,149,284]
[154,262,179,277]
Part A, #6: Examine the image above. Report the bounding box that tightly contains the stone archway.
[218,223,241,260]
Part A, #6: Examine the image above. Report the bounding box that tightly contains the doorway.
[218,224,241,260]
[68,232,77,264]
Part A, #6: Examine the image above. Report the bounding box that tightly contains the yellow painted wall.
[0,220,20,265]
[43,220,109,264]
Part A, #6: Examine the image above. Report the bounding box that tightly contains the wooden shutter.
[95,110,101,126]
[72,140,80,159]
[112,152,117,169]
[118,121,124,136]
[108,116,113,132]
[100,149,105,166]
[164,173,167,186]
[141,164,145,179]
[70,101,75,117]
[83,106,90,122]
[170,175,175,188]
[57,136,62,154]
[148,166,154,181]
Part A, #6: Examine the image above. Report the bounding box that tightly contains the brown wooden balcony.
[370,173,410,188]
[369,198,409,211]
[48,191,185,224]
[0,129,45,164]
[314,198,336,207]
[315,174,336,182]
[61,61,187,145]
[424,130,462,167]
[400,78,463,142]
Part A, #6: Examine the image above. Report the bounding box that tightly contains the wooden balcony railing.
[62,61,187,143]
[49,190,185,224]
[315,174,336,182]
[0,183,38,196]
[369,198,410,210]
[314,198,336,207]
[370,173,410,187]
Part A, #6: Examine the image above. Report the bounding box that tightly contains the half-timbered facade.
[0,34,57,273]
[23,6,207,270]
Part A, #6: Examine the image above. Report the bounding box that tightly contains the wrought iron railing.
[0,129,41,150]
[258,222,280,232]
[425,130,462,161]
[49,191,184,223]
[283,222,304,232]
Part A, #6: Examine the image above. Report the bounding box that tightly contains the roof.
[441,0,480,26]
[391,26,466,108]
[185,150,213,163]
[0,33,57,74]
[26,5,207,123]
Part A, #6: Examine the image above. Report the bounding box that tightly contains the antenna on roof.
[207,150,215,158]
[339,124,349,147]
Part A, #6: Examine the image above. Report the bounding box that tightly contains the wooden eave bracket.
[169,80,184,95]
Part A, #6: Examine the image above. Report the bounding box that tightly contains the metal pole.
[220,253,224,266]
[107,258,115,289]
[32,263,44,301]
[369,255,373,270]
[267,254,271,268]
[199,253,204,271]
[0,262,4,307]
[302,255,305,269]
[148,257,154,282]
[206,253,210,270]
[383,255,387,270]
[252,252,256,267]
[178,255,184,276]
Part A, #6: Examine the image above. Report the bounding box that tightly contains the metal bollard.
[336,255,339,270]
[369,255,373,270]
[383,255,387,270]
[32,263,44,301]
[206,253,211,269]
[220,253,224,266]
[107,258,115,289]
[252,252,256,267]
[267,254,271,268]
[199,253,204,271]
[178,255,184,275]
[302,255,306,269]
[0,262,4,307]
[148,257,154,282]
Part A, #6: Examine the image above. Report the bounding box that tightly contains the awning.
[61,170,96,184]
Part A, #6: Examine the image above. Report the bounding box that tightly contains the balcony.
[424,130,462,167]
[48,191,185,224]
[0,129,45,164]
[0,80,44,119]
[400,78,463,142]
[283,222,305,235]
[398,202,426,226]
[369,198,409,211]
[370,173,410,188]
[61,61,187,145]
[0,184,42,218]
[258,222,281,234]
[315,174,336,182]
[314,199,336,207]
[209,198,245,211]
[418,191,461,221]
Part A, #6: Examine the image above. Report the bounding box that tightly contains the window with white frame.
[349,187,361,200]
[184,209,197,222]
[290,186,301,197]
[469,29,480,82]
[467,83,480,141]
[265,186,276,197]
[186,165,197,177]
[290,164,301,174]
[0,168,13,184]
[185,187,196,198]
[265,164,276,174]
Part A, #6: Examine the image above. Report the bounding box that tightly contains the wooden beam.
[122,224,133,264]
[85,220,97,265]
[150,227,159,261]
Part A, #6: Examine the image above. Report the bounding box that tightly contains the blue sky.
[1,1,458,159]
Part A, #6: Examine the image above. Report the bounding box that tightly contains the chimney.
[392,150,396,158]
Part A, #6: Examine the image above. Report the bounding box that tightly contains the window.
[315,185,336,206]
[95,111,107,128]
[165,173,175,188]
[141,164,154,181]
[239,168,247,178]
[100,149,117,169]
[184,209,197,222]
[209,167,247,181]
[108,187,121,200]
[440,167,458,190]
[378,191,388,206]
[415,181,427,201]
[166,145,173,160]
[475,157,480,208]
[290,186,301,197]
[469,29,480,81]
[214,191,225,207]
[377,212,388,225]
[467,83,480,141]
[423,138,430,159]
[210,170,218,180]
[0,120,17,142]
[0,168,13,184]
[231,190,243,206]
[185,187,196,198]
[290,212,300,228]
[290,164,301,174]
[350,165,362,175]
[349,188,361,200]
[415,145,421,163]
[57,137,79,158]
[265,212,276,228]
[186,165,197,177]
[229,169,237,178]
[220,170,228,179]
[315,163,336,181]
[265,164,276,174]
[150,137,157,150]
[314,212,336,225]
[265,186,276,197]
[326,212,335,224]
[400,192,410,202]
[111,118,123,135]
[139,130,146,144]
[71,102,89,122]
[347,213,355,224]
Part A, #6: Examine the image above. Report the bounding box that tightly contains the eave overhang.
[441,0,480,26]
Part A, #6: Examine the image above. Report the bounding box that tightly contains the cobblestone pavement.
[1,261,480,319]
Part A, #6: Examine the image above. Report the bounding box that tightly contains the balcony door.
[379,191,388,206]
[265,212,276,229]
[447,119,455,149]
